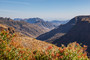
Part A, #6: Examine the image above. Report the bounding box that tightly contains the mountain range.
[36,17,76,42]
[14,18,68,30]
[0,17,49,38]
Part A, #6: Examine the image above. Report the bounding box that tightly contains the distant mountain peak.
[27,17,44,23]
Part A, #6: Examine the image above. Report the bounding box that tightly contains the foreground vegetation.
[0,30,89,60]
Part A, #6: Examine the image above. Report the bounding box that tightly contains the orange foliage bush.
[0,30,89,60]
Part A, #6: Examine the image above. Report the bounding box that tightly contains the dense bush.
[0,30,31,60]
[0,30,89,60]
[34,43,89,60]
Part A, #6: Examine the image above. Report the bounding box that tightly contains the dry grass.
[13,36,58,51]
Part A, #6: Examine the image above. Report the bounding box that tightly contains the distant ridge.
[14,18,68,31]
[14,18,56,30]
[48,20,69,26]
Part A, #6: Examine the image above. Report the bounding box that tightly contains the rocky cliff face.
[52,16,90,53]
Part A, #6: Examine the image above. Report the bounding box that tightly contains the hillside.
[52,16,90,53]
[0,24,58,51]
[36,16,77,42]
[0,17,48,38]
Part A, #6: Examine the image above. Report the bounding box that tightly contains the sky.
[0,0,90,20]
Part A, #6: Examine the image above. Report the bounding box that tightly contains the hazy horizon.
[0,0,90,21]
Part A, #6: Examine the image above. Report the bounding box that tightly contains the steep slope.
[36,17,77,42]
[0,17,48,38]
[52,16,90,53]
